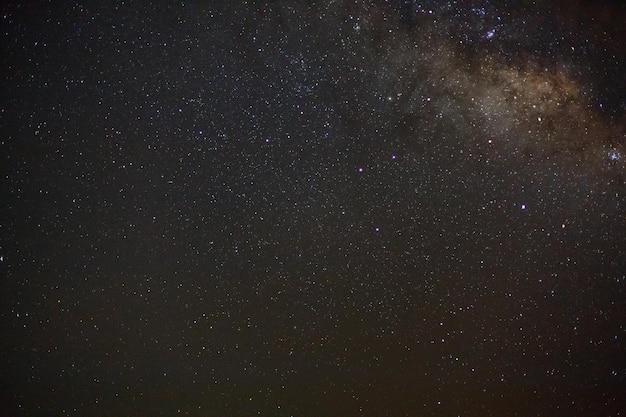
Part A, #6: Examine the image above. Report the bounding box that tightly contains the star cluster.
[1,1,625,416]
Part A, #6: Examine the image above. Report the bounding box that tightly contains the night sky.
[1,1,626,416]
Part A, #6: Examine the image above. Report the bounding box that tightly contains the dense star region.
[1,1,625,416]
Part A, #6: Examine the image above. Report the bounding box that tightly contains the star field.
[1,1,625,416]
